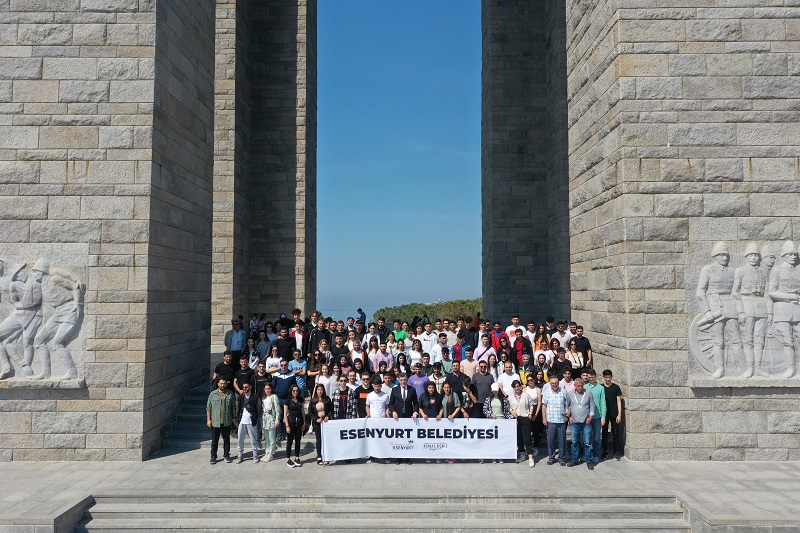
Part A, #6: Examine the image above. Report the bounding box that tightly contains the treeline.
[372,298,482,324]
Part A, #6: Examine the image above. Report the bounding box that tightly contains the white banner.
[320,418,517,461]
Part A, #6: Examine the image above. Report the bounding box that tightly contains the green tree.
[372,298,482,324]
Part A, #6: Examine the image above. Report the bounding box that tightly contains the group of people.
[206,309,625,468]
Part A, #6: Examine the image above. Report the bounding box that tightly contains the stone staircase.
[74,494,690,532]
[162,384,239,451]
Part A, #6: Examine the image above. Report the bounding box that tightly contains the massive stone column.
[211,0,252,345]
[211,0,316,347]
[481,0,570,322]
[247,0,316,321]
[0,0,214,460]
[567,1,800,460]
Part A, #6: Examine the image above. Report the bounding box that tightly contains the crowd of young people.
[206,309,624,468]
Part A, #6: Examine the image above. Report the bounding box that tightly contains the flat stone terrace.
[1,443,799,532]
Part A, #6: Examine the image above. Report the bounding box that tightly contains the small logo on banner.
[390,442,415,451]
[423,442,448,451]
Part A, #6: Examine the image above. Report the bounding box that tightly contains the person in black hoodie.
[236,383,262,463]
[308,384,333,464]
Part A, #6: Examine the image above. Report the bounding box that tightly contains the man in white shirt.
[445,321,458,346]
[525,321,536,344]
[551,321,574,349]
[346,370,358,391]
[429,332,449,364]
[365,376,391,464]
[418,323,437,354]
[497,361,521,398]
[504,314,522,339]
[236,383,260,464]
[366,377,390,419]
[433,319,446,338]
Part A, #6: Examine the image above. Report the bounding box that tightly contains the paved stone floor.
[2,437,800,531]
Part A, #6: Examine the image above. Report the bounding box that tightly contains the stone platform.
[1,444,798,532]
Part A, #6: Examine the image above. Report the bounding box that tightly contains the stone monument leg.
[0,0,214,460]
[481,0,570,321]
[566,1,800,460]
[211,0,317,351]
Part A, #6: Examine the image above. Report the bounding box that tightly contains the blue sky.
[317,0,482,320]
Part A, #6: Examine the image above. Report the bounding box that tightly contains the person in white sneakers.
[507,379,536,467]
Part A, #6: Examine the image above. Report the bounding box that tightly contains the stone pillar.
[567,1,800,460]
[247,0,316,320]
[211,0,251,347]
[544,0,570,319]
[211,0,316,347]
[482,0,548,321]
[0,0,214,460]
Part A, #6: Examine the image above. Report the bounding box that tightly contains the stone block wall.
[482,0,556,322]
[142,0,215,458]
[544,0,570,319]
[0,0,214,461]
[566,0,800,460]
[247,0,316,322]
[210,0,316,347]
[211,0,251,346]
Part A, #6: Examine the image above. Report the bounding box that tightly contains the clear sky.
[317,0,482,320]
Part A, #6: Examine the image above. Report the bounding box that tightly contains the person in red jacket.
[490,320,510,352]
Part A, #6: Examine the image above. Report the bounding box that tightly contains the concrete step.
[188,386,212,397]
[176,412,207,422]
[85,494,681,506]
[167,420,212,433]
[162,429,241,440]
[161,439,244,450]
[75,494,690,532]
[83,503,685,521]
[75,517,691,532]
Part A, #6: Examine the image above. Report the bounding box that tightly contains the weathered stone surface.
[703,412,767,434]
[97,58,138,80]
[31,412,96,434]
[86,433,125,449]
[0,413,32,433]
[83,363,128,387]
[627,266,676,289]
[42,58,98,80]
[0,161,39,183]
[703,194,749,217]
[767,413,800,434]
[563,1,800,461]
[0,126,38,148]
[634,411,703,434]
[96,411,142,433]
[43,433,86,449]
[18,24,72,46]
[81,0,138,12]
[0,58,41,79]
[59,81,109,103]
[655,195,703,217]
[109,80,153,102]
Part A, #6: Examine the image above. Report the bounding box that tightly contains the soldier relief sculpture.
[0,258,85,382]
[691,241,797,379]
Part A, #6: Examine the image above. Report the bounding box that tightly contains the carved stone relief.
[0,258,85,382]
[690,241,797,379]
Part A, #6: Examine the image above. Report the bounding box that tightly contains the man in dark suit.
[389,373,419,464]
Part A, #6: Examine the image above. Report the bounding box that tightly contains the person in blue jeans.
[288,349,307,397]
[565,377,596,469]
[584,368,606,465]
[541,376,568,466]
[271,359,297,442]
